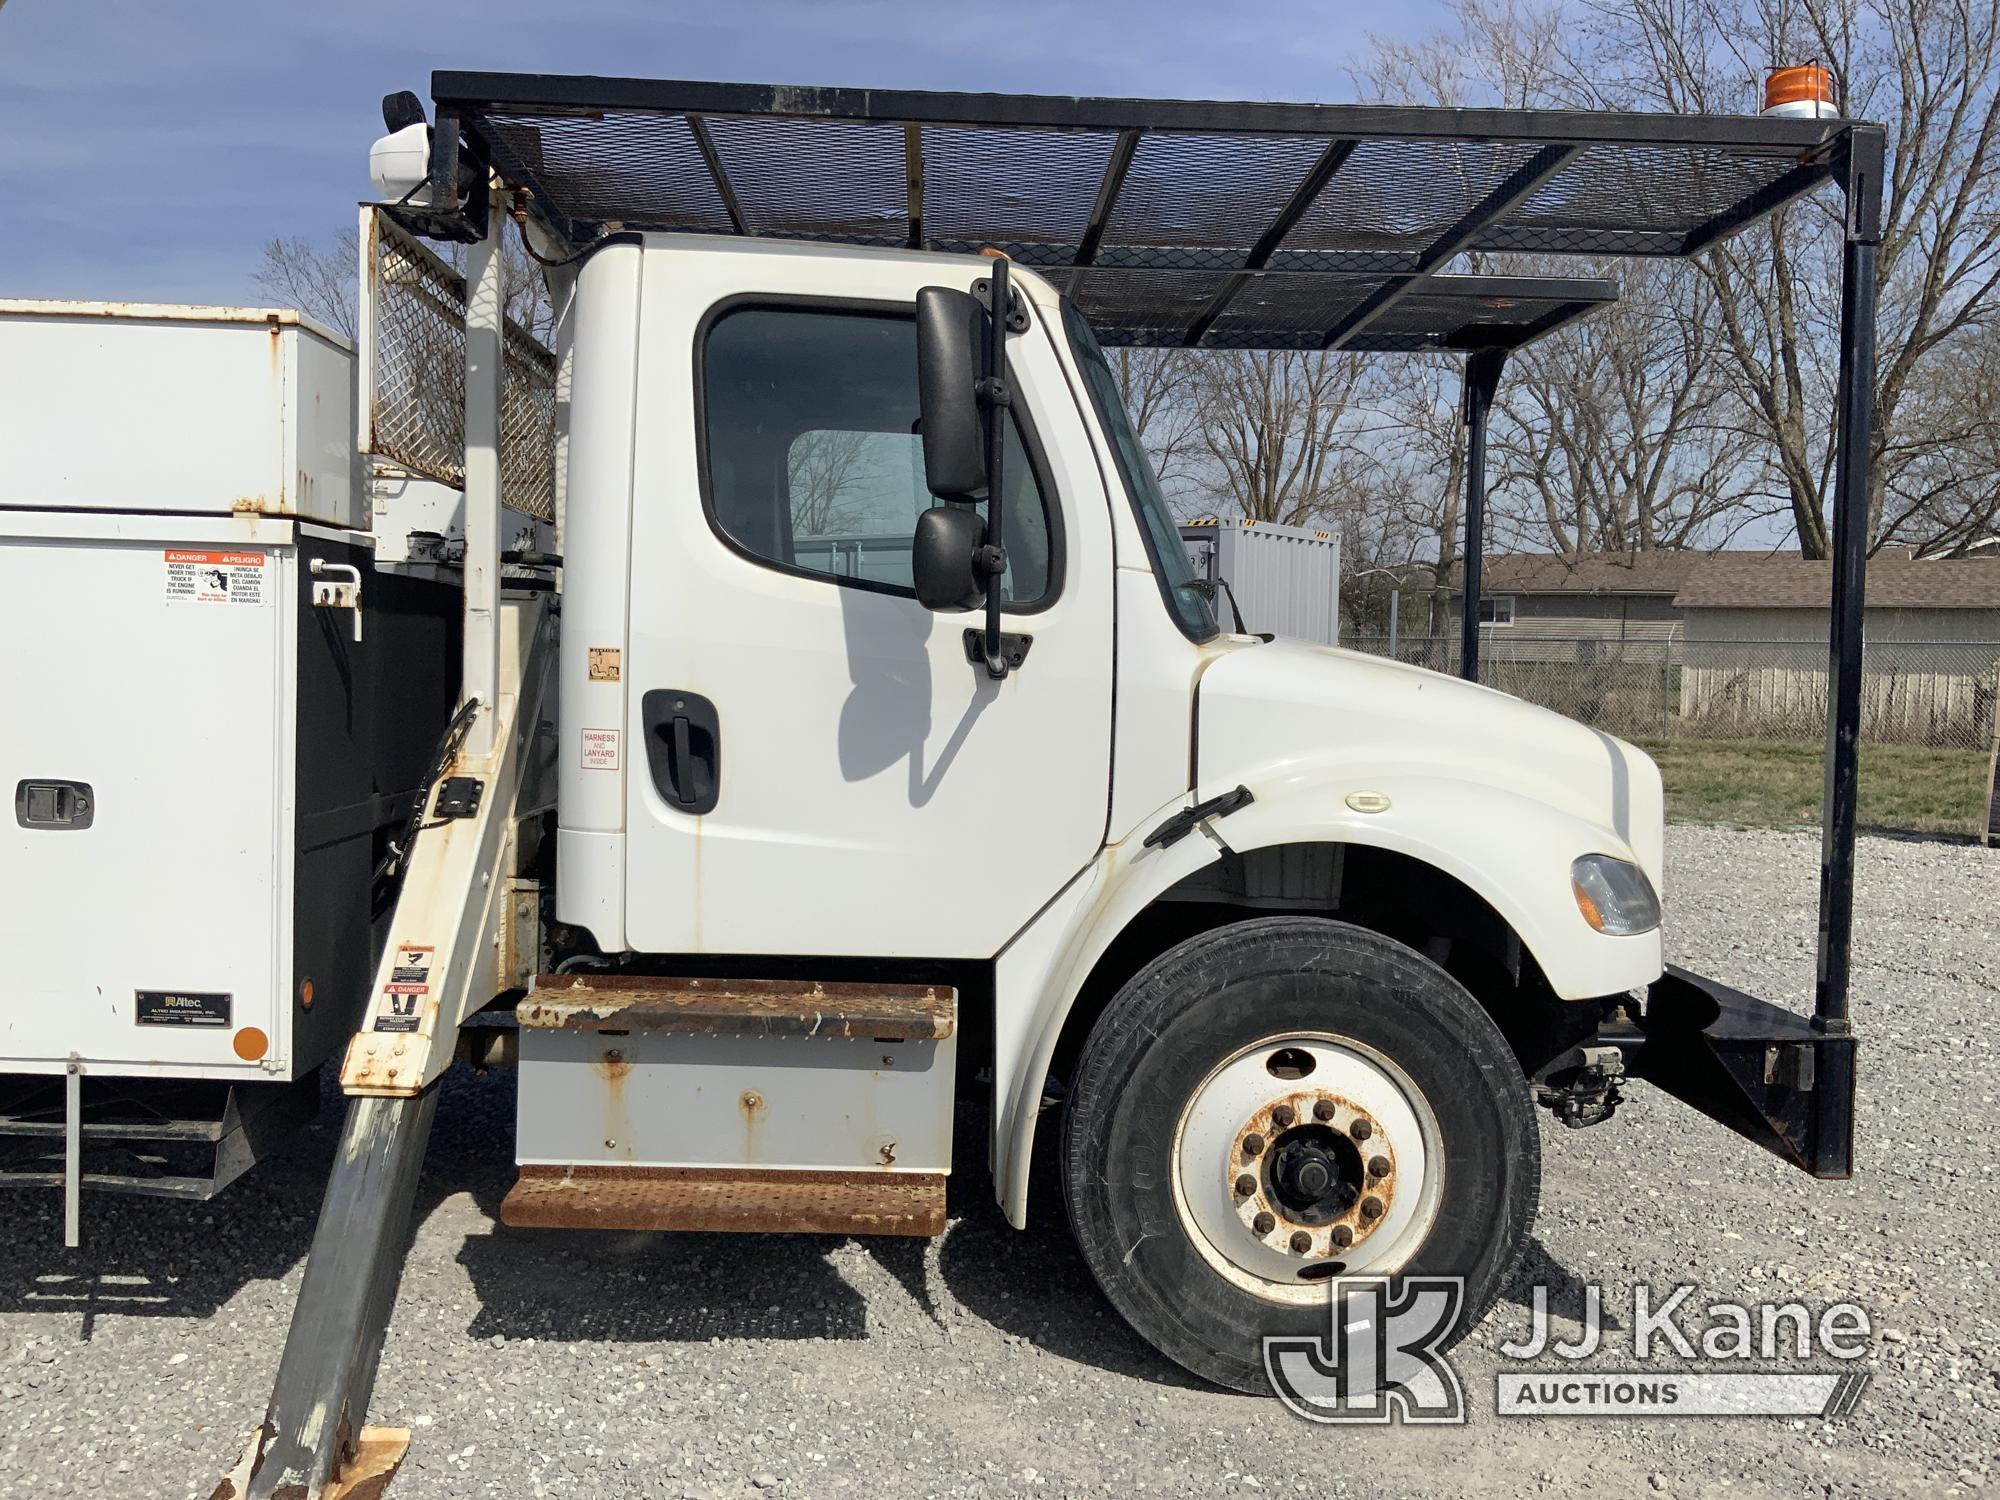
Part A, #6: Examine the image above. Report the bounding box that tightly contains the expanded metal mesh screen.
[501,317,557,524]
[363,209,557,522]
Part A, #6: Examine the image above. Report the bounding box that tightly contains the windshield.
[1062,302,1219,642]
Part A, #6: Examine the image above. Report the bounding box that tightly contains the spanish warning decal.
[164,549,266,605]
[372,943,433,1033]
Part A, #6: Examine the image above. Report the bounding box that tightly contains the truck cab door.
[619,248,1114,958]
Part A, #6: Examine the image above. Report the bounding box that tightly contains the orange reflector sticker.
[233,1027,270,1062]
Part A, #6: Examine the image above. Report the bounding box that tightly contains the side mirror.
[916,286,989,501]
[911,505,986,611]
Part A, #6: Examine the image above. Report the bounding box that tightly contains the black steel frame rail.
[1321,143,1580,350]
[1070,269,1619,352]
[431,71,1850,153]
[1183,138,1358,345]
[428,72,1858,276]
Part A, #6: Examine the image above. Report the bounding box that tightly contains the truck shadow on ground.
[448,1087,1184,1378]
[0,1071,349,1337]
[1,1064,1606,1383]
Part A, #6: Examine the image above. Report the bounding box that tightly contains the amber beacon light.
[1762,64,1838,118]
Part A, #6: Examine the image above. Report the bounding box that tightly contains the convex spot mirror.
[912,504,986,612]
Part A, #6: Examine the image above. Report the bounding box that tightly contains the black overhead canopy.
[421,73,1866,353]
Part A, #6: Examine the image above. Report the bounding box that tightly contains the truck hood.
[1193,638,1664,889]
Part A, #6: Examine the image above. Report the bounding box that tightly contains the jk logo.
[1264,1276,1467,1423]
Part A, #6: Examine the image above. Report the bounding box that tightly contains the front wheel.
[1061,915,1540,1392]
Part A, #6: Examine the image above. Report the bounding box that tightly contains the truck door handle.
[641,690,721,814]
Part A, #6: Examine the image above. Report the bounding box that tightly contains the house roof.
[1673,554,2000,610]
[1443,550,1717,596]
[1436,548,2000,609]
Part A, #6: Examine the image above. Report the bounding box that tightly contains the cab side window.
[701,305,1054,605]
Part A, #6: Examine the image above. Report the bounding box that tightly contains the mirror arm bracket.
[977,257,1015,680]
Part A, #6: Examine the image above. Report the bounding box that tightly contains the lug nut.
[1289,1230,1313,1253]
[1368,1155,1392,1178]
[1242,1133,1266,1157]
[1350,1118,1373,1141]
[1252,1211,1276,1235]
[1330,1224,1355,1248]
[1235,1174,1257,1196]
[1271,1104,1296,1128]
[1360,1196,1385,1220]
[1312,1099,1337,1122]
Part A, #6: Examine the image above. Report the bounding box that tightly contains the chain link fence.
[361,208,557,523]
[1345,633,2000,754]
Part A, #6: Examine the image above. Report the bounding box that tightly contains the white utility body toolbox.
[0,302,464,1209]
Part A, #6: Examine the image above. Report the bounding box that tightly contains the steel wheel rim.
[1171,1032,1445,1305]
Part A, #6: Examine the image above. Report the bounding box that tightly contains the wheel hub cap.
[1173,1036,1442,1298]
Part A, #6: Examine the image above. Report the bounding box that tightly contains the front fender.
[990,770,1661,1226]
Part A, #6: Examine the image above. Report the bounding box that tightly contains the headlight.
[1570,854,1660,936]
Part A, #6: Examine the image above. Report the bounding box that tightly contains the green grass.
[1636,737,1992,836]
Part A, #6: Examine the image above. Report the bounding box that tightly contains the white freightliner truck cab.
[473,231,1666,1390]
[79,89,1874,1491]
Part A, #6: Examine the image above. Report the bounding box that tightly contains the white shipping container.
[1181,517,1342,645]
[0,302,361,529]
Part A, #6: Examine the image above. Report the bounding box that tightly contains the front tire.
[1061,915,1539,1393]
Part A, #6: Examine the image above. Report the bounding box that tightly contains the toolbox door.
[0,532,286,1075]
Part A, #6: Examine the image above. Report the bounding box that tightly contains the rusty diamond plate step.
[500,1164,947,1237]
[521,975,954,1040]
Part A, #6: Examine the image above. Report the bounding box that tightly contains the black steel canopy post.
[1814,126,1885,1038]
[1459,348,1505,683]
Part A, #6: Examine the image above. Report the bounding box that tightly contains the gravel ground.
[2,825,1996,1499]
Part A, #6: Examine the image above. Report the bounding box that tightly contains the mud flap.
[1633,965,1855,1179]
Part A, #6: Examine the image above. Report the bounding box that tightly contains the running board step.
[521,975,955,1040]
[500,1165,947,1236]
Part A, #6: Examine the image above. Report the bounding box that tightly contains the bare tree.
[1360,3,1777,565]
[1356,359,1474,639]
[253,221,554,346]
[1886,325,2000,553]
[253,232,359,339]
[786,429,870,535]
[1191,350,1376,525]
[1572,0,2000,556]
[1490,258,1781,554]
[1112,347,1204,495]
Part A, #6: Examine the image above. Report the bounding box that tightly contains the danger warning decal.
[373,943,433,1033]
[164,549,266,606]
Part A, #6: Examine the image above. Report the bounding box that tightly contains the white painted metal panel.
[517,1028,955,1172]
[0,302,360,529]
[615,238,1115,958]
[0,529,291,1076]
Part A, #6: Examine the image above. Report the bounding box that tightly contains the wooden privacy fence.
[1346,635,2000,753]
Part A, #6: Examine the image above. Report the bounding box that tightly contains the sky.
[0,0,1454,306]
